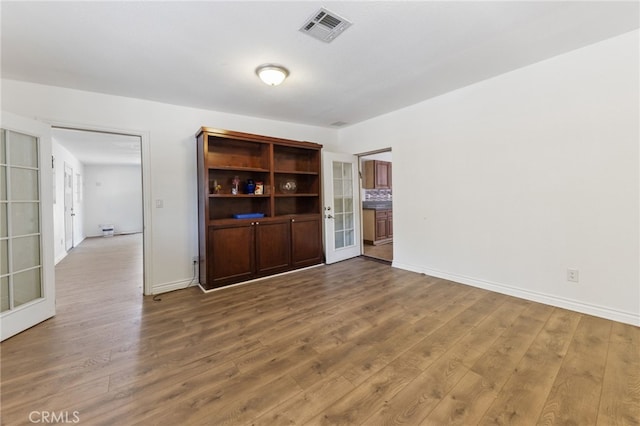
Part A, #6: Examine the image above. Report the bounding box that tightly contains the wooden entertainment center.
[196,127,323,290]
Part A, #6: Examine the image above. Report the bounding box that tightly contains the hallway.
[55,233,143,312]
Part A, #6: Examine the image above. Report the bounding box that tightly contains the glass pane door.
[322,150,361,264]
[0,129,43,313]
[332,161,355,250]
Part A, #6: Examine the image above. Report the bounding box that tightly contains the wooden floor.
[363,241,393,262]
[1,234,638,425]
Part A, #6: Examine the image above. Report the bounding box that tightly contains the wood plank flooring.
[362,242,393,262]
[1,234,638,425]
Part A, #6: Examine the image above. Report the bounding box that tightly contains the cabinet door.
[291,215,323,267]
[255,219,291,275]
[375,210,388,240]
[362,209,375,243]
[387,211,393,238]
[208,224,255,287]
[375,161,391,189]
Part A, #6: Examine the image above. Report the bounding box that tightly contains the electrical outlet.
[567,268,579,283]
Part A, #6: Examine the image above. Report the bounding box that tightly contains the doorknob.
[325,214,334,219]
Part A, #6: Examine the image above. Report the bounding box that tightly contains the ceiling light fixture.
[255,64,289,86]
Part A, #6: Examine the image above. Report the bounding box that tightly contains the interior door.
[1,112,55,341]
[322,151,361,264]
[64,163,74,251]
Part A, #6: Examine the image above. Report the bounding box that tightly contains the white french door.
[1,112,55,341]
[322,151,361,264]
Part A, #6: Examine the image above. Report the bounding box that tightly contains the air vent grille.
[299,7,352,43]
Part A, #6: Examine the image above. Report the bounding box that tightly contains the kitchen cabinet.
[363,160,392,189]
[196,127,323,289]
[363,208,393,245]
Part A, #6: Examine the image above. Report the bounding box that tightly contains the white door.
[322,151,361,264]
[1,112,55,341]
[63,164,74,251]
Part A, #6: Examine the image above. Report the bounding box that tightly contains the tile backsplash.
[364,189,392,201]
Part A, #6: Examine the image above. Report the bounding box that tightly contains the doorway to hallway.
[52,127,146,297]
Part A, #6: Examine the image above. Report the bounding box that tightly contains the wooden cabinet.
[375,210,389,240]
[255,219,291,275]
[291,215,323,267]
[386,211,393,239]
[197,127,323,290]
[363,160,392,189]
[363,209,393,245]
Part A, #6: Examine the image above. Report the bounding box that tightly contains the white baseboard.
[54,251,68,265]
[151,278,198,295]
[54,236,85,265]
[392,261,639,327]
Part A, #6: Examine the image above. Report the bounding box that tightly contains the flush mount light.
[255,64,289,86]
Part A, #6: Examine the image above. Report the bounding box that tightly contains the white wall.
[1,79,340,294]
[340,30,639,325]
[52,141,84,263]
[83,165,142,237]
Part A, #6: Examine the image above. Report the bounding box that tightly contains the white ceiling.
[2,1,639,129]
[52,128,141,166]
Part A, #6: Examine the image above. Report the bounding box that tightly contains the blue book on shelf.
[233,213,265,219]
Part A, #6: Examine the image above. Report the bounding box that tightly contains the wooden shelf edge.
[274,193,319,197]
[198,127,323,150]
[274,170,319,175]
[209,194,271,198]
[208,212,321,226]
[208,166,270,172]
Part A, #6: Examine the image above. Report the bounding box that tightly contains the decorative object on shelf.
[280,179,297,193]
[246,179,256,194]
[232,175,240,195]
[211,179,221,194]
[255,64,289,86]
[255,181,264,195]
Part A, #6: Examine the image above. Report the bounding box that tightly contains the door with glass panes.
[322,151,361,264]
[1,112,54,341]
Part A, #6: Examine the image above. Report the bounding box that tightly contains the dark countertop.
[362,201,393,210]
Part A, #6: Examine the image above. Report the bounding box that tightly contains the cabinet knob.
[291,219,295,223]
[251,222,255,225]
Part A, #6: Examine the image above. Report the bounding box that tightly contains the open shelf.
[207,137,269,170]
[275,197,320,216]
[208,169,270,196]
[274,145,319,174]
[274,173,319,196]
[209,196,270,221]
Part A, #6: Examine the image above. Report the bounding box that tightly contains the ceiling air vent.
[299,7,352,43]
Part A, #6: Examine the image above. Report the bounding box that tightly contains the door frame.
[51,121,153,296]
[1,112,56,340]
